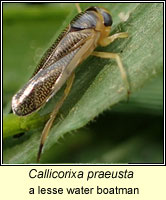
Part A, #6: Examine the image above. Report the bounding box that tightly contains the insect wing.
[32,27,94,77]
[12,28,97,116]
[12,48,79,116]
[31,8,99,77]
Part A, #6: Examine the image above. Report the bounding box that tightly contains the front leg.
[99,32,128,47]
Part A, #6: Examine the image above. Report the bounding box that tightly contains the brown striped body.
[12,6,112,116]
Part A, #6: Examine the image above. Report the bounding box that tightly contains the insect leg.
[75,3,82,13]
[101,32,128,46]
[37,72,75,163]
[91,51,130,97]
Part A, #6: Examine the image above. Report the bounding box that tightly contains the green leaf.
[3,3,163,164]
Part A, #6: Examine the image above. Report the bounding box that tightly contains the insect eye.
[102,11,113,27]
[86,6,113,27]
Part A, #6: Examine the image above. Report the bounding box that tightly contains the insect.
[12,3,129,162]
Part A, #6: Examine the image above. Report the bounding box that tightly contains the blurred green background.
[3,3,163,164]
